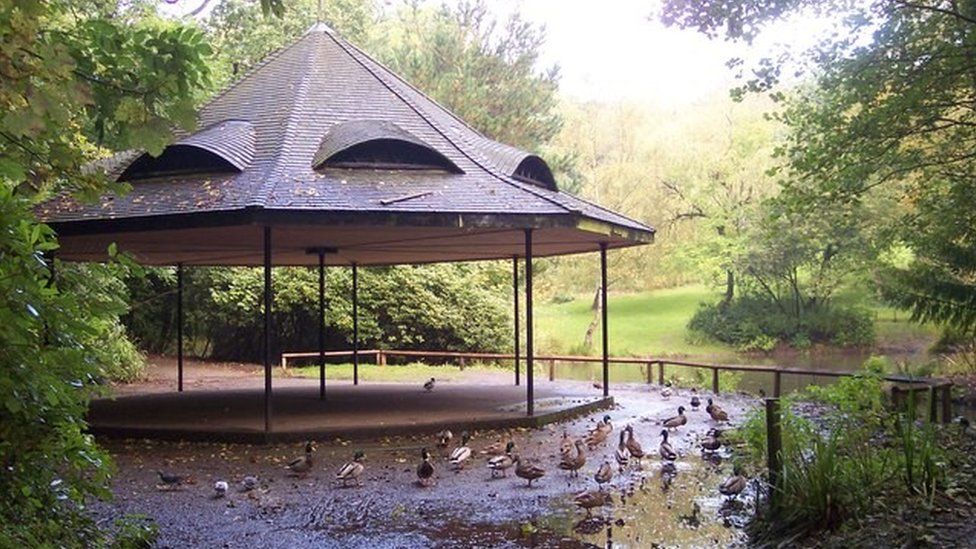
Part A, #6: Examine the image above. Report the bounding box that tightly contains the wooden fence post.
[378,350,386,367]
[766,398,782,515]
[928,386,938,423]
[459,356,466,371]
[773,371,782,398]
[942,384,952,424]
[712,368,720,395]
[646,362,653,385]
[658,361,665,385]
[548,359,555,382]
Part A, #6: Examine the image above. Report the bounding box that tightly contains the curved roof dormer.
[118,120,255,181]
[476,138,557,190]
[313,120,462,172]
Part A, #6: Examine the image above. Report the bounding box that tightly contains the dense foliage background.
[0,1,209,545]
[126,264,511,362]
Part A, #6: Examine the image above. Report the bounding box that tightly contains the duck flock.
[155,384,750,519]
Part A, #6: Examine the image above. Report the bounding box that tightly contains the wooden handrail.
[280,348,953,423]
[279,348,950,388]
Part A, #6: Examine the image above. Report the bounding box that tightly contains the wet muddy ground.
[92,383,757,547]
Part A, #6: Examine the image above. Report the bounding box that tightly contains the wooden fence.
[280,349,955,423]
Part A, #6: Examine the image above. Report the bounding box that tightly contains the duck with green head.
[487,441,516,478]
[416,448,435,486]
[336,450,366,487]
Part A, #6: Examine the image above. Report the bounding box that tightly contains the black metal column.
[352,262,359,386]
[318,251,326,400]
[177,262,184,393]
[513,256,520,386]
[524,229,534,416]
[263,227,273,433]
[600,242,609,398]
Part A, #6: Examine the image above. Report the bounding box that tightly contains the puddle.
[545,455,750,548]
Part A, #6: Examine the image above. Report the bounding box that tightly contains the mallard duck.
[481,438,510,456]
[241,475,259,492]
[719,466,747,499]
[659,429,678,461]
[487,441,516,477]
[585,416,613,449]
[336,450,365,487]
[559,431,574,458]
[661,381,674,399]
[514,455,545,487]
[213,480,228,498]
[614,430,630,471]
[595,460,613,486]
[690,388,701,410]
[956,417,976,437]
[559,439,586,477]
[701,429,722,453]
[449,431,472,469]
[156,470,184,490]
[585,428,608,450]
[574,488,612,516]
[285,441,314,476]
[624,425,645,466]
[707,399,729,422]
[662,406,687,430]
[424,377,436,392]
[417,447,435,486]
[436,429,453,448]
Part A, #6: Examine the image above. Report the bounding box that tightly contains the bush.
[125,263,512,363]
[739,359,948,544]
[688,296,874,350]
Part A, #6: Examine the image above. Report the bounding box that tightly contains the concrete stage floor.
[88,381,612,443]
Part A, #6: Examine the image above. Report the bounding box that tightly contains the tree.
[373,1,563,153]
[203,0,375,90]
[0,1,210,544]
[660,0,976,333]
[125,264,511,362]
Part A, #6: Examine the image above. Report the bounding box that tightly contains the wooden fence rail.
[280,348,955,423]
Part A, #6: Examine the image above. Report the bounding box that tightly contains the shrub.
[740,359,949,544]
[125,263,511,363]
[688,296,874,350]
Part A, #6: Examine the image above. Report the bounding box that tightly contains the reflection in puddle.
[549,454,750,547]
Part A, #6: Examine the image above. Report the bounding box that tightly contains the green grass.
[287,361,508,383]
[536,284,729,357]
[535,284,939,359]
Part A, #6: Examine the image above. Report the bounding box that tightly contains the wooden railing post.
[928,385,938,423]
[712,368,720,395]
[548,359,555,382]
[766,398,782,515]
[773,371,782,398]
[646,362,653,385]
[658,361,665,385]
[459,356,466,371]
[378,350,386,367]
[942,384,952,424]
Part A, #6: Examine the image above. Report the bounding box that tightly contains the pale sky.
[164,0,832,107]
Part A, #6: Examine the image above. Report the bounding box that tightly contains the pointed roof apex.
[306,21,336,35]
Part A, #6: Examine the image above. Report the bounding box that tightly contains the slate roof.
[38,23,654,265]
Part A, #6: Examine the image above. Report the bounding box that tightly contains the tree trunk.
[583,284,602,349]
[720,269,735,309]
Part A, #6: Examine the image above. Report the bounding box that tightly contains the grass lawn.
[535,284,939,359]
[536,285,730,357]
[287,361,509,383]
